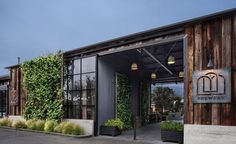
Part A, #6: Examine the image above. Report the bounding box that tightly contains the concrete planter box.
[100,125,121,136]
[161,129,183,144]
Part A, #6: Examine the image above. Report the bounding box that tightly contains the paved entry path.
[0,128,168,144]
[110,123,176,144]
[0,124,176,144]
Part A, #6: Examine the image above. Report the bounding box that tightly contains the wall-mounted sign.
[192,68,231,103]
[10,90,18,105]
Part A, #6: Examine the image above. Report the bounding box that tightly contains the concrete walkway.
[0,124,176,144]
[107,123,176,144]
[0,128,149,144]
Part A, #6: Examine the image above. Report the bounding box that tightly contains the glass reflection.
[73,75,81,90]
[73,59,80,74]
[82,73,95,89]
[82,57,95,73]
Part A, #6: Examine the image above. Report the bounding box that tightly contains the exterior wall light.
[207,55,214,69]
[131,62,138,71]
[151,73,157,79]
[167,55,175,65]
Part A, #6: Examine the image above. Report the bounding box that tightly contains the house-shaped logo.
[193,68,231,103]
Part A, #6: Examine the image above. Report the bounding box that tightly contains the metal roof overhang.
[98,34,186,56]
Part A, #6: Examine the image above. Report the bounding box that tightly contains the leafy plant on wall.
[116,73,132,130]
[21,52,64,120]
[141,82,150,126]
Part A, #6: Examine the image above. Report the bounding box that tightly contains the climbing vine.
[21,52,64,120]
[141,82,150,126]
[116,73,132,130]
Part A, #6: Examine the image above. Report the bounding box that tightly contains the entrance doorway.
[97,35,185,142]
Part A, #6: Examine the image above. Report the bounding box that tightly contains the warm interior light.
[151,73,157,79]
[131,62,138,71]
[179,71,184,78]
[167,55,175,65]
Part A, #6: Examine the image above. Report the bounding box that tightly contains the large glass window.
[64,56,96,120]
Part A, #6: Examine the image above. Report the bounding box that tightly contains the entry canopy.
[98,35,184,83]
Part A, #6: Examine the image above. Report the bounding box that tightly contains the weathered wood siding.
[185,14,236,125]
[9,67,27,115]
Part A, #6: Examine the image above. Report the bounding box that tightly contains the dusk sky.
[1,0,236,75]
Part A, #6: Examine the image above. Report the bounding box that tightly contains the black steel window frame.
[63,55,96,120]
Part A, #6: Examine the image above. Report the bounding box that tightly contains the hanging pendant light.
[179,71,184,78]
[131,62,138,71]
[151,72,157,79]
[167,55,175,65]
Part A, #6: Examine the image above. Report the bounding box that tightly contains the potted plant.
[160,121,183,144]
[100,118,123,136]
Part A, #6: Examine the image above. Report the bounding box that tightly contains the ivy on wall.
[116,73,132,130]
[21,52,64,120]
[141,82,150,126]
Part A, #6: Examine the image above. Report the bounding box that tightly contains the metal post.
[133,116,136,140]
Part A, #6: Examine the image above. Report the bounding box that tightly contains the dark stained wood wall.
[9,66,27,115]
[185,14,236,125]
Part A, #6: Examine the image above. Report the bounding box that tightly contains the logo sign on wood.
[10,90,18,105]
[192,68,231,103]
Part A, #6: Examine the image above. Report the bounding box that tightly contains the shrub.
[12,121,27,129]
[62,122,74,134]
[26,119,37,130]
[104,118,124,130]
[35,120,45,131]
[44,120,57,132]
[73,124,84,135]
[54,121,67,133]
[62,122,84,135]
[0,118,13,127]
[160,121,183,132]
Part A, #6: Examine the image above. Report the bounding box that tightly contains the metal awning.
[98,34,185,56]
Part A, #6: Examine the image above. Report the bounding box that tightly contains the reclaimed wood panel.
[211,19,222,125]
[193,24,202,124]
[9,67,27,116]
[185,27,194,124]
[185,13,236,125]
[232,15,236,125]
[221,17,232,125]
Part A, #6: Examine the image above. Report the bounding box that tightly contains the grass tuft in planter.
[35,120,45,131]
[0,118,13,127]
[62,122,84,135]
[100,118,124,136]
[26,119,37,130]
[54,121,67,133]
[160,121,183,144]
[12,121,27,129]
[44,120,57,132]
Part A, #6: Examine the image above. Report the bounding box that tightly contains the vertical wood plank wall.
[9,67,27,115]
[185,14,236,125]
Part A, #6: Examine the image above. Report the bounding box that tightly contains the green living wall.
[116,73,132,130]
[21,52,64,120]
[141,82,150,126]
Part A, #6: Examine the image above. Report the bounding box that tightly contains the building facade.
[4,8,236,142]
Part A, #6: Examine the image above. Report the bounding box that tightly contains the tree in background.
[152,87,182,115]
